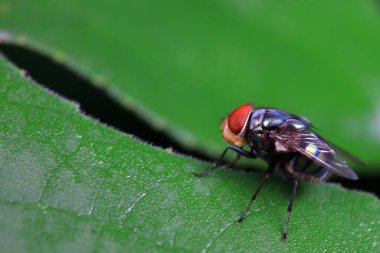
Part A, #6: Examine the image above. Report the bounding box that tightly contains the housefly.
[193,103,362,240]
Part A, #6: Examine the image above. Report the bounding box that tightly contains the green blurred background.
[1,1,379,172]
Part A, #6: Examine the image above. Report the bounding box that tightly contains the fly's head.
[220,103,253,147]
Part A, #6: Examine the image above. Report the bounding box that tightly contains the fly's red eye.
[228,104,253,134]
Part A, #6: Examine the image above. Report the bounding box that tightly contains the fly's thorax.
[249,108,266,131]
[245,129,263,154]
[247,108,290,154]
[278,119,309,133]
[250,108,294,132]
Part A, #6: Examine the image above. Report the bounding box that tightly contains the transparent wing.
[274,132,359,180]
[314,133,366,166]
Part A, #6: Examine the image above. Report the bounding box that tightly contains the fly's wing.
[274,131,359,180]
[314,132,366,166]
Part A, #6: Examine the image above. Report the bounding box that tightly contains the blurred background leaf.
[0,56,379,253]
[1,0,380,173]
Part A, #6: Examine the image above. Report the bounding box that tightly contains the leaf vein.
[201,222,232,253]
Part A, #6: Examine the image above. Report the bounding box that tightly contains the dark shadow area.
[0,43,212,162]
[330,177,379,197]
[0,43,379,197]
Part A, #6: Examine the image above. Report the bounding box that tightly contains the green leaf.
[0,57,379,252]
[1,0,380,171]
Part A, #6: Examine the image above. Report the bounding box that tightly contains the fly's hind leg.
[192,146,257,177]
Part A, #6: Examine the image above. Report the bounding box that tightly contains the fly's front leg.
[225,154,241,168]
[192,146,257,177]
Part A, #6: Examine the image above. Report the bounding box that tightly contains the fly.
[193,103,363,240]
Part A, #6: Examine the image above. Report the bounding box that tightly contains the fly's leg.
[192,146,257,177]
[225,154,241,168]
[237,162,275,223]
[282,179,298,241]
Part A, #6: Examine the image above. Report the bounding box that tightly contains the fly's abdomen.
[287,144,333,182]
